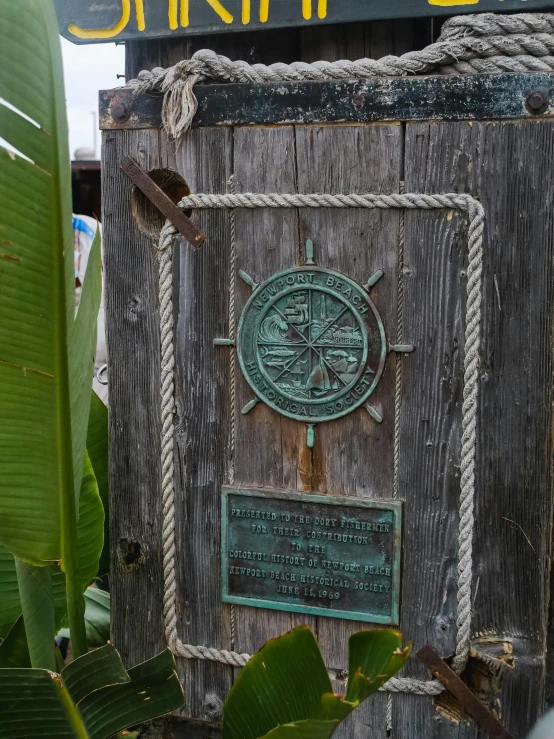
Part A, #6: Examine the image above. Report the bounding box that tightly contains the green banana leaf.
[0,0,96,563]
[0,617,31,669]
[259,721,340,739]
[0,0,102,662]
[81,588,110,648]
[223,626,410,739]
[224,626,332,739]
[0,453,104,638]
[86,392,110,576]
[345,630,409,704]
[0,550,20,639]
[0,645,184,739]
[75,453,104,589]
[15,560,57,671]
[1,588,110,670]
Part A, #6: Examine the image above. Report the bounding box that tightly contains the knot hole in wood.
[119,537,145,571]
[130,168,192,239]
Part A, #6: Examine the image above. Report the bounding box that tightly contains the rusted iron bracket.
[120,156,205,248]
[416,646,514,739]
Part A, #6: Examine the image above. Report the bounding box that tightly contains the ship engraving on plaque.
[222,487,402,624]
[214,241,414,444]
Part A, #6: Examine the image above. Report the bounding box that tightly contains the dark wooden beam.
[140,717,222,738]
[100,73,554,130]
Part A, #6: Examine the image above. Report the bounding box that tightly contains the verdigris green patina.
[222,487,402,624]
[237,266,387,423]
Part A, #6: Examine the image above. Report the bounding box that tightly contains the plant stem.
[55,678,90,739]
[62,518,87,658]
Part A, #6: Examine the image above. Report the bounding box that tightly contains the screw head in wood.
[111,101,130,122]
[525,91,549,115]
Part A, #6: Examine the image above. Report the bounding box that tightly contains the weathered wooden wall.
[102,21,554,739]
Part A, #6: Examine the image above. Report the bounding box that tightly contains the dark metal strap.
[417,645,514,739]
[121,156,206,248]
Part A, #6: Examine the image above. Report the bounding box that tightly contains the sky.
[61,38,125,159]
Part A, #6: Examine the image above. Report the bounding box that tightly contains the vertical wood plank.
[467,120,554,739]
[295,121,401,638]
[294,123,402,738]
[295,19,432,64]
[232,125,317,656]
[398,125,465,676]
[103,129,166,664]
[170,127,234,721]
[396,119,554,738]
[395,122,471,737]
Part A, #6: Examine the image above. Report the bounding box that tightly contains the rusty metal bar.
[120,156,206,248]
[416,646,514,739]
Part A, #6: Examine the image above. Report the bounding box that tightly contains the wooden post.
[100,19,554,739]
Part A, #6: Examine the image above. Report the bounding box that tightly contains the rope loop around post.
[156,191,484,696]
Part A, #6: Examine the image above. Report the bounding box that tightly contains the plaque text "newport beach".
[221,487,402,623]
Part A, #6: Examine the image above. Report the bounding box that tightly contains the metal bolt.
[525,91,549,115]
[111,101,130,122]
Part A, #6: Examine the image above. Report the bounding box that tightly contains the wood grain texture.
[170,127,235,721]
[397,128,466,682]
[231,125,317,656]
[103,129,166,663]
[295,122,401,635]
[293,122,402,739]
[395,120,554,738]
[125,26,302,81]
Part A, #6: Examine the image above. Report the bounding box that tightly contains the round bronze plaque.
[237,267,387,423]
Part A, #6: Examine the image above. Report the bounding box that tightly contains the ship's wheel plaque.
[237,267,387,423]
[214,241,413,444]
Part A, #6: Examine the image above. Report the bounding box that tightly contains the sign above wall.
[55,0,554,43]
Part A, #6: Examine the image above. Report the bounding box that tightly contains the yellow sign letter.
[427,0,478,5]
[302,0,327,20]
[69,0,145,39]
[260,0,326,23]
[177,0,234,26]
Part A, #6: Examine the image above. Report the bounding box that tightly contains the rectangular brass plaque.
[221,487,402,624]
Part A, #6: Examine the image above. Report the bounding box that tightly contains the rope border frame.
[156,191,485,697]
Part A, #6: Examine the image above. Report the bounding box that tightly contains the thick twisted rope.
[388,182,406,729]
[127,11,554,138]
[157,191,484,694]
[227,175,237,653]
